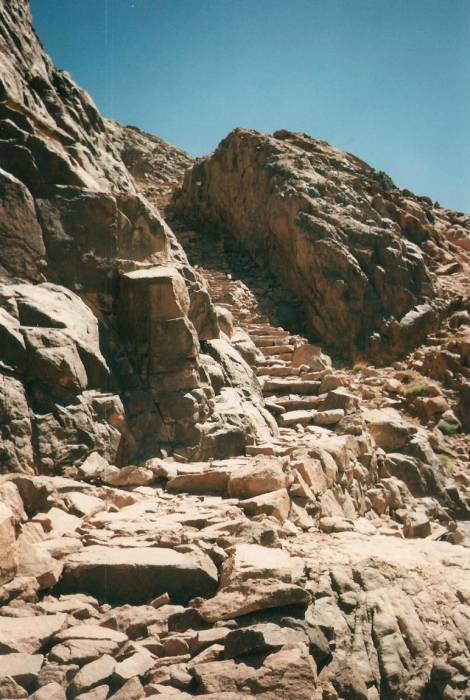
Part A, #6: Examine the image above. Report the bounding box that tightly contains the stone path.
[0,228,469,700]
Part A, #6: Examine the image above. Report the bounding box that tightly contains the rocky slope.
[106,120,193,210]
[0,2,469,699]
[173,128,470,363]
[0,0,274,473]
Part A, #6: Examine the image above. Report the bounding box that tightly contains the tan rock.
[103,465,154,487]
[113,650,155,682]
[0,503,17,585]
[363,408,416,451]
[319,516,354,533]
[224,623,307,658]
[240,489,290,522]
[0,614,66,653]
[196,579,311,622]
[0,653,43,689]
[108,677,144,699]
[291,457,327,495]
[228,457,287,498]
[77,453,111,482]
[69,654,115,697]
[17,541,64,589]
[279,409,313,427]
[0,481,26,523]
[29,682,66,700]
[62,545,218,603]
[312,409,345,426]
[220,544,303,587]
[291,344,331,370]
[0,676,28,699]
[193,642,317,697]
[65,493,105,517]
[119,267,190,324]
[49,638,120,666]
[54,624,128,644]
[36,507,82,535]
[74,686,109,700]
[403,512,432,538]
[166,469,229,495]
[322,389,359,413]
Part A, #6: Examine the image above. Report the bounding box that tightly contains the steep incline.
[0,4,469,699]
[0,0,274,472]
[174,128,470,363]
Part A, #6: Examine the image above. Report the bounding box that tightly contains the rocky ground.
[0,1,469,699]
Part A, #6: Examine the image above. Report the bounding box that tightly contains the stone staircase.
[175,229,336,446]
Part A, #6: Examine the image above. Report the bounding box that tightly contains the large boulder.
[61,544,219,603]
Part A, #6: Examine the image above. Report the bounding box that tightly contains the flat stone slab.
[0,614,67,654]
[62,545,218,603]
[195,579,312,623]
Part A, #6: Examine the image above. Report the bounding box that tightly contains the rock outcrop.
[172,128,465,362]
[0,0,274,470]
[0,2,469,699]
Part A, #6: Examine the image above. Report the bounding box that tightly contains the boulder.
[240,489,291,522]
[0,614,67,654]
[195,580,311,623]
[220,544,303,587]
[29,683,66,700]
[69,654,115,697]
[0,503,17,584]
[227,457,287,498]
[0,676,28,698]
[62,545,218,603]
[113,650,155,683]
[0,653,43,690]
[17,541,64,589]
[194,643,317,698]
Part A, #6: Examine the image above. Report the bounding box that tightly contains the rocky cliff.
[0,2,469,700]
[174,128,469,362]
[0,0,274,474]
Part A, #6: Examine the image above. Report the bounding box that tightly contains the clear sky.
[30,0,470,212]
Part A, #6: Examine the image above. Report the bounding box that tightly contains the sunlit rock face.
[0,0,274,470]
[1,5,470,700]
[173,127,453,362]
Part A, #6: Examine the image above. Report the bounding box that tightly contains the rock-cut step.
[260,345,295,357]
[261,379,321,396]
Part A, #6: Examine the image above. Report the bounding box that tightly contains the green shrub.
[438,453,456,473]
[404,382,432,398]
[437,419,459,436]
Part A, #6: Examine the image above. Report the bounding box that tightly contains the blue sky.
[31,0,470,212]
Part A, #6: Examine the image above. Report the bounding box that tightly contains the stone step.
[257,366,301,377]
[268,395,323,411]
[262,379,321,396]
[249,329,290,338]
[260,345,295,356]
[278,410,314,427]
[261,359,292,369]
[252,336,291,348]
[264,400,286,415]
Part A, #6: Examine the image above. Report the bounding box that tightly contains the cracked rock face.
[173,128,458,362]
[0,0,275,468]
[1,2,469,700]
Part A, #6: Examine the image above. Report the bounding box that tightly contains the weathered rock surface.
[62,545,218,603]
[0,1,274,467]
[0,3,469,700]
[173,128,452,362]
